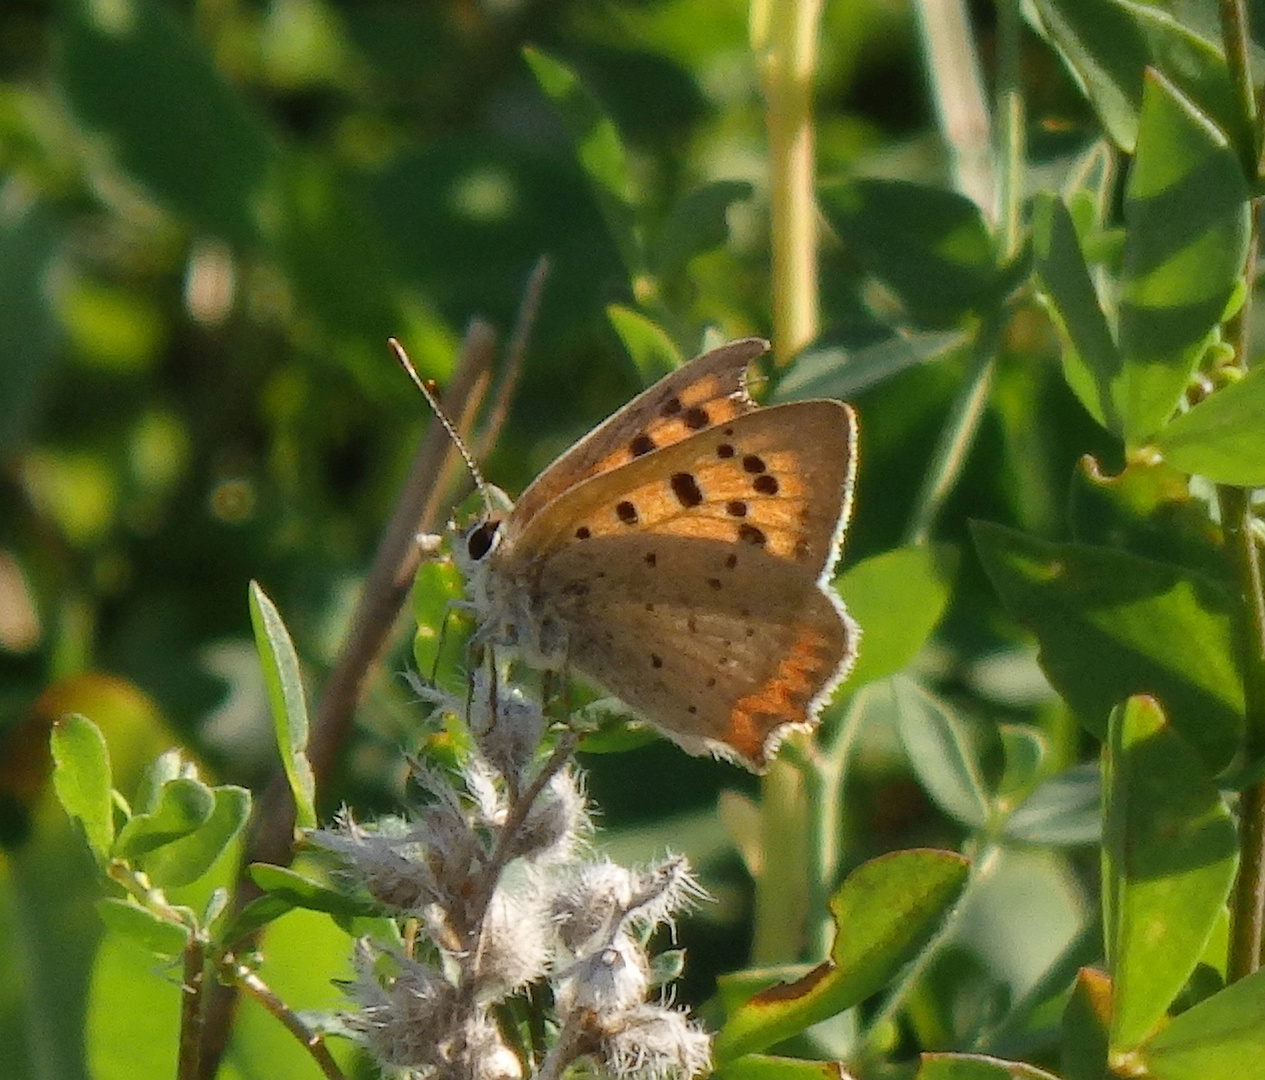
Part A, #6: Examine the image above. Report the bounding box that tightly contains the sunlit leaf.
[50,714,114,866]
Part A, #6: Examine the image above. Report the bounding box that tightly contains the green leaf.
[834,545,957,690]
[972,521,1242,772]
[890,677,990,828]
[248,863,381,918]
[412,555,468,695]
[113,777,215,859]
[1030,193,1122,433]
[1003,763,1101,846]
[1142,967,1265,1080]
[1152,366,1265,486]
[914,1054,1060,1079]
[523,47,643,282]
[131,749,185,816]
[140,785,250,888]
[58,0,277,245]
[995,724,1047,804]
[717,1055,851,1080]
[1068,456,1223,580]
[248,581,316,830]
[714,849,969,1061]
[773,324,966,403]
[1061,967,1112,1080]
[94,898,190,959]
[86,929,180,1079]
[50,714,114,865]
[215,894,297,949]
[819,179,999,324]
[653,179,753,276]
[1029,0,1240,153]
[1103,696,1237,1050]
[607,306,682,385]
[1116,72,1249,443]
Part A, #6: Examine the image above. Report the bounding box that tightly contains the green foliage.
[8,0,1265,1077]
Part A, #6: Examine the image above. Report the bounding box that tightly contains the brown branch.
[196,321,496,1077]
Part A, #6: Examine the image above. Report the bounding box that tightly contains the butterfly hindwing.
[538,534,855,768]
[506,338,767,536]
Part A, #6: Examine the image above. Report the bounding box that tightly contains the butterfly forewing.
[509,401,856,578]
[505,338,767,537]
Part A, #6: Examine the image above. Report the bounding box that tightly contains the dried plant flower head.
[329,648,712,1080]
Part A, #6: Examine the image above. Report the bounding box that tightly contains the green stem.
[904,313,1005,545]
[1221,486,1265,980]
[993,0,1026,258]
[1218,0,1259,177]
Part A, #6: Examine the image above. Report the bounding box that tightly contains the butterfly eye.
[466,520,500,561]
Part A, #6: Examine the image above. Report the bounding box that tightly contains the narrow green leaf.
[140,785,250,888]
[1152,365,1265,486]
[113,777,214,858]
[248,581,317,830]
[915,1053,1060,1080]
[773,325,966,403]
[834,545,957,690]
[1061,967,1112,1080]
[715,850,969,1061]
[215,894,297,949]
[653,180,753,276]
[249,863,381,918]
[1030,193,1121,433]
[717,1055,850,1080]
[522,47,643,281]
[1142,967,1265,1080]
[819,179,999,324]
[1004,763,1101,846]
[58,0,277,245]
[607,306,682,385]
[972,521,1243,772]
[891,677,990,828]
[1103,696,1237,1050]
[50,714,114,865]
[94,898,190,959]
[1116,72,1249,443]
[1030,0,1239,153]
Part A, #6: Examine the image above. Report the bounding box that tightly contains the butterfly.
[456,337,858,772]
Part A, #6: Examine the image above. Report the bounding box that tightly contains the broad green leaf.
[773,325,966,403]
[607,306,682,385]
[1004,763,1100,846]
[58,0,277,245]
[1029,0,1240,153]
[1116,72,1249,444]
[1030,193,1121,433]
[819,179,998,324]
[249,863,381,918]
[718,1055,849,1080]
[248,581,316,830]
[1068,456,1223,580]
[972,522,1242,771]
[1103,696,1237,1050]
[1062,967,1112,1080]
[714,850,968,1061]
[131,749,185,817]
[140,785,250,888]
[890,677,990,828]
[1152,365,1265,486]
[113,777,214,859]
[523,47,643,282]
[86,930,180,1080]
[653,180,754,276]
[834,546,957,690]
[94,898,189,959]
[1141,967,1265,1080]
[50,714,114,865]
[915,1054,1060,1080]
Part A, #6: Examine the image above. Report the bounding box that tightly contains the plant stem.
[1219,0,1260,176]
[1221,486,1265,980]
[751,0,824,963]
[177,938,206,1080]
[754,0,823,364]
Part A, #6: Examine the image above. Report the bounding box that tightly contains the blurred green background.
[0,1,1108,1076]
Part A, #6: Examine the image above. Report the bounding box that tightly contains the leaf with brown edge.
[714,849,968,1062]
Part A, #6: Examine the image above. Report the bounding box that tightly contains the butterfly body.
[460,338,858,770]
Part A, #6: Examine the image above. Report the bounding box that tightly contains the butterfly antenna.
[389,337,495,518]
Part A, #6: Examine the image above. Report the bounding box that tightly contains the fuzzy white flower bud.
[554,934,650,1016]
[597,1004,712,1080]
